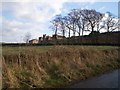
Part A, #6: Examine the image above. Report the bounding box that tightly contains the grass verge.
[2,45,120,88]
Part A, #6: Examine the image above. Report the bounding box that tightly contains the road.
[69,69,120,88]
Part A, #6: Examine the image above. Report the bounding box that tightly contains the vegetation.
[2,46,120,88]
[51,9,118,39]
[2,3,119,89]
[2,46,52,55]
[23,32,32,43]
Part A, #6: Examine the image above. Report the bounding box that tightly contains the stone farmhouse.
[29,34,64,44]
[29,39,39,44]
[29,31,120,45]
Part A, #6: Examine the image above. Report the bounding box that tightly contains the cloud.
[2,1,69,25]
[2,17,50,42]
[2,2,62,23]
[1,0,119,42]
[2,1,68,42]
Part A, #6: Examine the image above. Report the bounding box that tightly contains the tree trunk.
[82,29,84,36]
[73,23,76,36]
[69,28,70,38]
[68,28,71,45]
[55,26,58,44]
[78,27,81,37]
[55,26,57,35]
[91,26,94,32]
[63,29,65,39]
[107,26,110,32]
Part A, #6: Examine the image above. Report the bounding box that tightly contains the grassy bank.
[2,46,120,88]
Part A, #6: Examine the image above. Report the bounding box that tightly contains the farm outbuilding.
[29,39,39,44]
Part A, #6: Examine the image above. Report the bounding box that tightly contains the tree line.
[23,9,119,44]
[51,9,119,39]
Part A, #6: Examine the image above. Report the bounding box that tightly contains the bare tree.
[118,18,120,31]
[51,8,118,45]
[56,15,66,39]
[68,9,78,36]
[51,15,63,40]
[63,16,73,38]
[23,32,31,43]
[75,9,90,36]
[81,9,103,33]
[70,9,82,37]
[96,22,105,32]
[51,15,59,35]
[103,12,118,32]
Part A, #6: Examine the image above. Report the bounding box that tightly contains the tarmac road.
[69,69,120,88]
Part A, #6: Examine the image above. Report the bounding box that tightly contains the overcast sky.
[1,0,119,43]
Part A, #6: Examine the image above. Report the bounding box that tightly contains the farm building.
[29,39,39,44]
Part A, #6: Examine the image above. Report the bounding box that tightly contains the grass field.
[2,45,119,55]
[2,45,120,88]
[2,46,52,55]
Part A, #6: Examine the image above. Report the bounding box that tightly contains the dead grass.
[2,45,120,88]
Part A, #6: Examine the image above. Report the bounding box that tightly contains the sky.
[0,0,119,43]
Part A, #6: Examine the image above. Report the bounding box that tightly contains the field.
[2,45,119,55]
[2,45,120,88]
